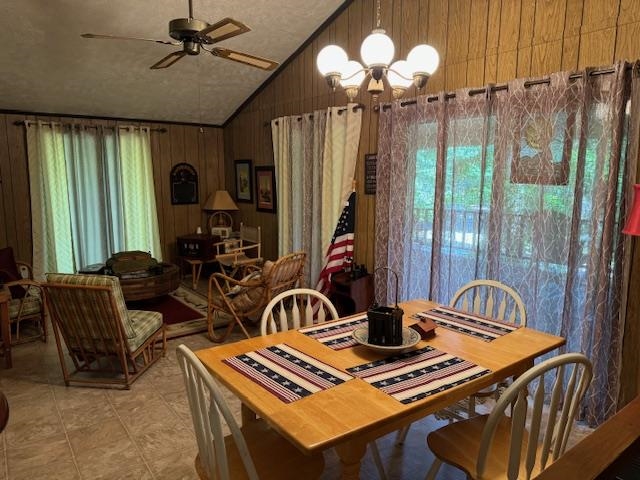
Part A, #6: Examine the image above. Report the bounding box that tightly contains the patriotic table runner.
[412,306,520,342]
[347,346,491,404]
[298,314,368,350]
[223,343,352,403]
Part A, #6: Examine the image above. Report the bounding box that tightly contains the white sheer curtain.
[26,122,162,277]
[272,104,362,286]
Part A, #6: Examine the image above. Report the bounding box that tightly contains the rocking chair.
[207,251,306,343]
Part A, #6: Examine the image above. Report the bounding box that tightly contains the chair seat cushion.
[8,296,42,319]
[195,419,324,480]
[0,247,26,299]
[127,310,163,351]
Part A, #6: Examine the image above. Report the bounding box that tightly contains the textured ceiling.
[0,0,345,125]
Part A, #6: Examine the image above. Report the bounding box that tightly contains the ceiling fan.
[81,0,279,71]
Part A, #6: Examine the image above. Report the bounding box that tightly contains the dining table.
[196,298,565,479]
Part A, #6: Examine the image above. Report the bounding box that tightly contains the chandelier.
[316,0,439,101]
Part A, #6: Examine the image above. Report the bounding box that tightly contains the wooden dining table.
[196,299,565,479]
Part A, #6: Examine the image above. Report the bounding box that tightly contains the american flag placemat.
[223,343,352,403]
[347,346,491,404]
[298,314,368,350]
[412,306,520,341]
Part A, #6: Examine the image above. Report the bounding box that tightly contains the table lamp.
[204,190,239,237]
[623,184,640,236]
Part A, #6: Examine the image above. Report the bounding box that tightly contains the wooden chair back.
[260,288,338,335]
[450,279,527,326]
[176,344,260,480]
[476,353,592,479]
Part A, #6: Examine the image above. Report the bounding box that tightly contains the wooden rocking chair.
[207,251,306,343]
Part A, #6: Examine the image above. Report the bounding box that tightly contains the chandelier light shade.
[623,184,640,236]
[317,0,439,101]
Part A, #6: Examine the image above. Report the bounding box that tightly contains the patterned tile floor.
[1,316,471,480]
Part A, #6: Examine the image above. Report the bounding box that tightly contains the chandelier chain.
[376,0,381,28]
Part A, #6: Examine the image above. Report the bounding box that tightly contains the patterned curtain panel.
[26,123,162,277]
[272,104,362,286]
[375,62,637,425]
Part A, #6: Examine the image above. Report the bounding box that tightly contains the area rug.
[128,286,209,339]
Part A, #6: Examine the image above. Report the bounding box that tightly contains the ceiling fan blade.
[197,17,250,44]
[210,47,278,71]
[150,51,187,69]
[81,33,179,46]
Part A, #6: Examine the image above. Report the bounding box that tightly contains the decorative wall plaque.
[170,163,198,205]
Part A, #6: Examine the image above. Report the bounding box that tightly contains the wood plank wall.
[0,113,225,264]
[223,0,640,406]
[225,0,640,265]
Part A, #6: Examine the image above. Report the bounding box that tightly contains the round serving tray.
[352,326,421,354]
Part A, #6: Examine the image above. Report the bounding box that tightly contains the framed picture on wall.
[234,159,253,203]
[255,166,277,213]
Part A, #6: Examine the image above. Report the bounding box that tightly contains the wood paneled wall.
[225,0,640,265]
[224,0,640,406]
[0,113,225,264]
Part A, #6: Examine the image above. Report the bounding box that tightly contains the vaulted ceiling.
[0,0,346,126]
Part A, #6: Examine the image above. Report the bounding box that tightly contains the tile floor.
[0,315,470,480]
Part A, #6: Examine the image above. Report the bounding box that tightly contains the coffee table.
[118,263,180,301]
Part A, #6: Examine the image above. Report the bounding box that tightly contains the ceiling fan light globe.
[407,44,440,75]
[360,29,394,68]
[339,60,365,89]
[317,45,348,77]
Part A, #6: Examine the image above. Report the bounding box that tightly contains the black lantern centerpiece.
[367,267,404,346]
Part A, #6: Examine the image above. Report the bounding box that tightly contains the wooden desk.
[196,299,565,479]
[0,285,11,368]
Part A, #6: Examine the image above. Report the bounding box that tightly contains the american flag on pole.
[315,192,356,295]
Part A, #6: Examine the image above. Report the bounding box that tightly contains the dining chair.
[425,352,593,480]
[258,288,388,480]
[396,279,528,446]
[176,344,325,480]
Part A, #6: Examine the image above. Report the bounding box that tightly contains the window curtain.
[272,104,362,286]
[26,122,162,277]
[375,61,637,425]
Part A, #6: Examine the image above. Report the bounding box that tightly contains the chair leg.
[467,395,477,417]
[395,425,411,446]
[369,441,387,480]
[425,458,443,480]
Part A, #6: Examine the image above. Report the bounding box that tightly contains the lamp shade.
[340,60,366,89]
[623,184,640,236]
[204,190,239,212]
[360,29,394,67]
[387,60,413,89]
[317,45,348,76]
[407,44,440,75]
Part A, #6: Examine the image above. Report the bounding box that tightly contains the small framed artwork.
[364,153,377,195]
[170,163,198,205]
[234,159,253,203]
[255,166,277,213]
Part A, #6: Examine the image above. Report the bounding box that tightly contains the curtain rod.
[376,65,621,112]
[13,120,167,133]
[265,103,365,127]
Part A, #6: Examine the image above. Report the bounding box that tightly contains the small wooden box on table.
[177,233,220,289]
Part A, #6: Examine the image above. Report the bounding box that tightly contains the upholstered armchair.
[0,247,46,344]
[207,251,306,343]
[44,273,166,389]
